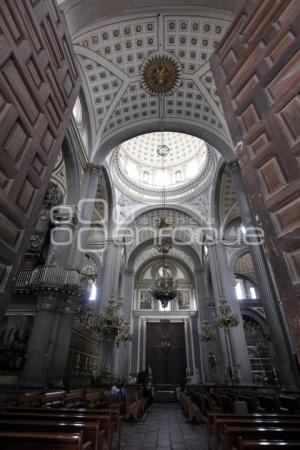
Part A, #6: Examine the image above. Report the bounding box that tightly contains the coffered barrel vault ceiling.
[72,12,234,159]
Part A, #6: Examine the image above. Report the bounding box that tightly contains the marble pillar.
[119,269,135,380]
[194,269,207,383]
[95,241,123,377]
[97,240,122,310]
[228,160,300,389]
[68,164,101,269]
[20,291,80,388]
[209,243,253,384]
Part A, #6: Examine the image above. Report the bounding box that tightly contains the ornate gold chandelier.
[156,236,173,254]
[213,298,239,332]
[116,321,133,344]
[151,264,178,309]
[89,297,132,341]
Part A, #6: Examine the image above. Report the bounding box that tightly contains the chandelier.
[213,298,239,332]
[200,320,216,343]
[151,264,178,309]
[88,297,132,341]
[156,236,173,254]
[116,321,133,344]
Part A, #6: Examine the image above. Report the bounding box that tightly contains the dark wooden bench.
[85,391,106,409]
[0,431,91,450]
[4,408,121,449]
[7,407,121,450]
[64,390,86,408]
[0,419,104,450]
[211,417,300,450]
[44,390,66,407]
[238,438,300,449]
[17,391,43,407]
[208,412,300,434]
[0,411,114,450]
[125,391,140,420]
[256,395,281,412]
[238,438,299,450]
[221,426,300,450]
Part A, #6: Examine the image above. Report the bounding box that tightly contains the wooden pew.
[44,390,66,407]
[211,417,300,450]
[0,431,91,450]
[0,393,18,408]
[279,394,300,414]
[238,438,300,449]
[64,390,86,408]
[0,419,104,450]
[192,391,221,417]
[256,395,280,412]
[221,426,300,450]
[7,407,121,450]
[125,391,140,420]
[208,412,300,435]
[0,411,114,450]
[17,391,43,407]
[102,391,121,410]
[85,391,106,409]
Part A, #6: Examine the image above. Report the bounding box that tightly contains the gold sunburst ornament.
[142,53,182,96]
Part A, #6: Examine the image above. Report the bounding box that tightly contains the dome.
[111,132,216,202]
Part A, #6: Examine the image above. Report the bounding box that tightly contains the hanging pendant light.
[151,264,178,309]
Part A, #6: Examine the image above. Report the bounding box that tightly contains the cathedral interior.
[0,0,300,449]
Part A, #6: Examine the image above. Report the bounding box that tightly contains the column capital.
[125,269,135,276]
[86,163,101,176]
[226,159,240,176]
[52,205,78,226]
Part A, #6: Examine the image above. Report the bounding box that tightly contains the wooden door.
[146,321,186,385]
[0,0,81,315]
[210,0,300,355]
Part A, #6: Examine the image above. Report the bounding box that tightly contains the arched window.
[72,96,87,148]
[235,277,259,300]
[89,281,97,301]
[159,301,171,312]
[235,279,244,300]
[175,170,182,182]
[73,97,83,124]
[143,171,150,183]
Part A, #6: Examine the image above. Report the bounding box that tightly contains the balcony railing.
[14,266,90,293]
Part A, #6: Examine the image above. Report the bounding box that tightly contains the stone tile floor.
[120,403,208,450]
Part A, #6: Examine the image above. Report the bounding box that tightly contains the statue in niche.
[208,352,218,375]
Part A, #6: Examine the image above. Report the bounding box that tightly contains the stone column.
[68,164,102,269]
[209,244,253,384]
[46,205,77,267]
[130,316,140,376]
[196,268,223,384]
[194,269,207,383]
[118,269,135,380]
[20,291,80,388]
[95,241,123,378]
[228,160,300,389]
[97,240,122,310]
[46,296,80,387]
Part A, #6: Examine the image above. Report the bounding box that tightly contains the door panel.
[211,0,300,355]
[146,321,186,385]
[0,0,81,315]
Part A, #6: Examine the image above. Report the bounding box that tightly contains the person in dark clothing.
[120,382,127,400]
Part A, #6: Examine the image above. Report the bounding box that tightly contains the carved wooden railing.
[14,266,91,294]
